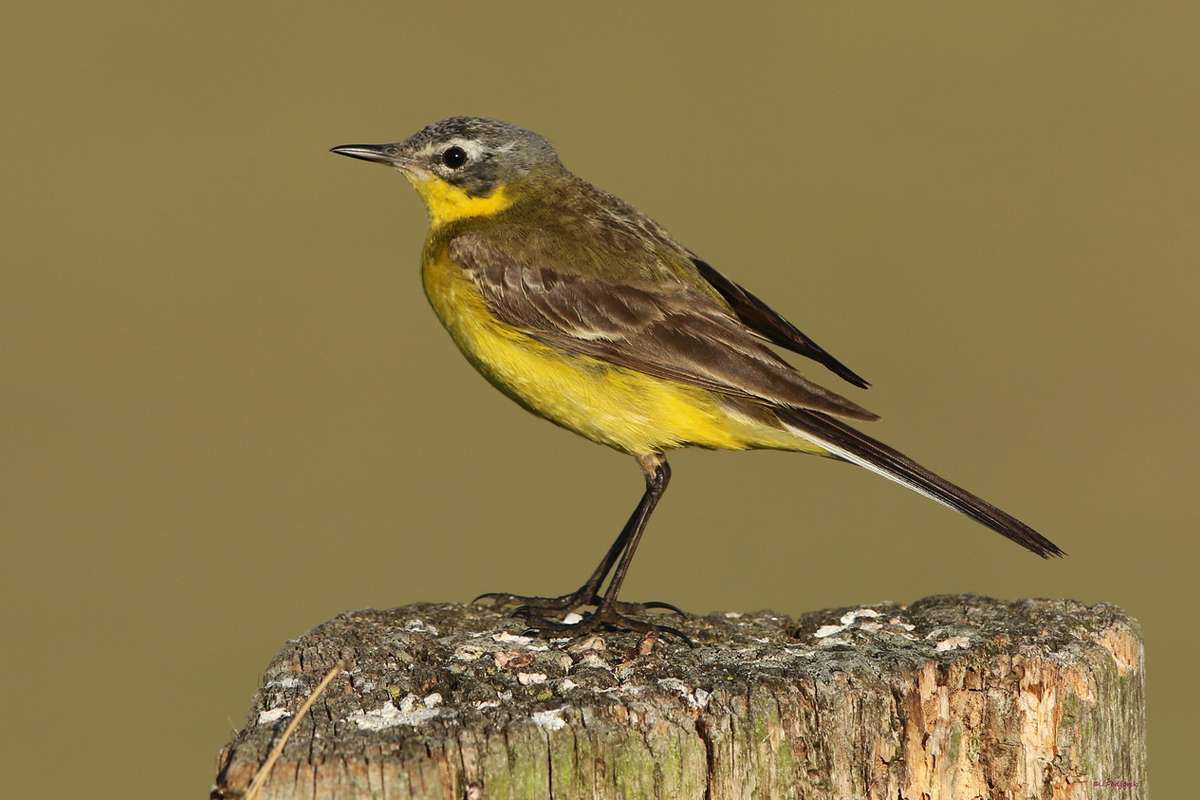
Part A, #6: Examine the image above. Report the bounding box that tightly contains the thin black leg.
[521,455,692,643]
[591,455,670,615]
[470,511,637,610]
[471,454,687,629]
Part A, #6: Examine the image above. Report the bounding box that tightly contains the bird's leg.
[472,453,691,623]
[472,512,635,612]
[522,455,692,644]
[473,463,685,617]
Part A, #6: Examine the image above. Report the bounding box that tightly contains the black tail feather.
[778,408,1065,558]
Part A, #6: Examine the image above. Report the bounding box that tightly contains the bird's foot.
[472,589,685,618]
[471,588,587,612]
[517,605,694,647]
[610,599,688,617]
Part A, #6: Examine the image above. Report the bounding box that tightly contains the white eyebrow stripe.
[440,138,487,160]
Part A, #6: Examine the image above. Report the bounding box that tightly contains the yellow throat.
[406,173,514,227]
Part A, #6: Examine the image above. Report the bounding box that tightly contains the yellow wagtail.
[332,117,1062,642]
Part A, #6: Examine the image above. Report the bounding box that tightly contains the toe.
[612,599,688,617]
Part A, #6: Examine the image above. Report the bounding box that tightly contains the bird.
[331,116,1063,642]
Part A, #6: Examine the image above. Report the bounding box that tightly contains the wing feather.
[448,233,878,422]
[691,258,871,388]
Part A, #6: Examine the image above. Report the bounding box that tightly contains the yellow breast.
[420,250,819,456]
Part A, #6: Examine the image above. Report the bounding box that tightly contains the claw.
[611,599,688,617]
[640,623,694,646]
[510,604,578,622]
[471,591,580,610]
[520,607,695,647]
[472,588,692,646]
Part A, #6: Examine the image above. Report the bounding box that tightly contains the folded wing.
[449,233,878,422]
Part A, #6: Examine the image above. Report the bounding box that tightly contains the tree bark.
[212,594,1145,799]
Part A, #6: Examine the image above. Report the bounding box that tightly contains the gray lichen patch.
[214,595,1145,800]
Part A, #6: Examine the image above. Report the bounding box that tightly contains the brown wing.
[449,233,878,422]
[691,258,871,389]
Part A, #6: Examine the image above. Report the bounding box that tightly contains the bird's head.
[331,116,563,226]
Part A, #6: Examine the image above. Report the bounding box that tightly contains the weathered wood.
[212,595,1145,799]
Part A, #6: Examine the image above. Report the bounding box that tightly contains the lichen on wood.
[213,594,1145,799]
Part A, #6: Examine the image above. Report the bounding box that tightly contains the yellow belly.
[421,253,823,456]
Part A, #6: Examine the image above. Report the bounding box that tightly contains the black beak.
[329,143,406,166]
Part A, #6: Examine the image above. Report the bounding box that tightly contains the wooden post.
[213,595,1145,799]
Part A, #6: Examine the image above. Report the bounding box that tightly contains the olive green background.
[2,2,1193,795]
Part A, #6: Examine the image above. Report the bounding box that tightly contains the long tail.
[777,408,1065,558]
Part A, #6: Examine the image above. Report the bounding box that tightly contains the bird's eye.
[441,146,468,169]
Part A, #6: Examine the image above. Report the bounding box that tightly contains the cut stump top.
[214,594,1144,800]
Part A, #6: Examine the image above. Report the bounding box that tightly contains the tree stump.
[212,595,1145,799]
